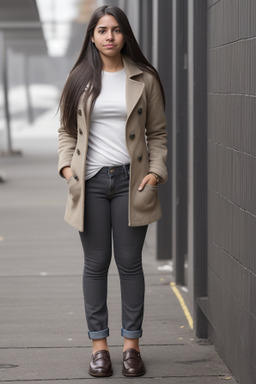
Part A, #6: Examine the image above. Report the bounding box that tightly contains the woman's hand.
[62,166,73,180]
[138,174,158,191]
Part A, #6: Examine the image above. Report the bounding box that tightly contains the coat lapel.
[79,85,93,140]
[123,56,145,122]
[82,57,144,126]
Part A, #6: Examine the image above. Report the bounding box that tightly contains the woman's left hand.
[138,174,157,191]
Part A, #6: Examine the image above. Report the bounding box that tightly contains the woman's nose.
[106,30,114,40]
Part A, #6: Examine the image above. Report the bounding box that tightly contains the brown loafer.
[88,350,113,377]
[122,348,146,377]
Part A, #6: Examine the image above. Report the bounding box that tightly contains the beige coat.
[58,56,167,232]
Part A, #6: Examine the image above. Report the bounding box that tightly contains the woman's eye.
[99,30,105,34]
[115,29,121,33]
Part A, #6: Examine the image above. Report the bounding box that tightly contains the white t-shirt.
[85,68,130,180]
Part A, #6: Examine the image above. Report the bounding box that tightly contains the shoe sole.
[89,369,113,377]
[122,369,146,377]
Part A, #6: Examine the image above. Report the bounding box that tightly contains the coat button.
[78,109,82,116]
[137,155,143,162]
[73,173,79,181]
[79,128,83,135]
[76,149,80,155]
[137,107,143,115]
[130,133,135,140]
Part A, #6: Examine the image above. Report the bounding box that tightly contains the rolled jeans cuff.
[88,328,109,340]
[121,328,143,339]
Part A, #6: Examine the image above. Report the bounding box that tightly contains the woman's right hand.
[62,166,73,180]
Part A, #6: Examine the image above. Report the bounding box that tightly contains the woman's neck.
[101,55,124,73]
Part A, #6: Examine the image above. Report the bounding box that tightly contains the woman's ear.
[91,36,95,43]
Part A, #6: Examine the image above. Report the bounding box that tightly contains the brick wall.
[207,1,256,382]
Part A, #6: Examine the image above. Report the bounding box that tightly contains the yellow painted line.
[170,282,193,329]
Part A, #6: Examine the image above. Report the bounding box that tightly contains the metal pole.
[24,55,33,125]
[152,0,158,69]
[156,0,172,260]
[171,0,188,283]
[0,37,22,156]
[1,34,12,153]
[0,31,6,180]
[192,0,208,338]
[187,0,195,317]
[171,0,177,267]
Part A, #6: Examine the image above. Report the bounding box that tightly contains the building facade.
[100,1,256,383]
[207,1,256,383]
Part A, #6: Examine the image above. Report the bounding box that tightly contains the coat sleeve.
[57,114,77,177]
[145,74,168,183]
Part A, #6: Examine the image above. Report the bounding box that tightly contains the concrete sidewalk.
[0,153,237,383]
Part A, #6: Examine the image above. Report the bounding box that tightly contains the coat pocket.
[133,183,159,213]
[66,175,80,203]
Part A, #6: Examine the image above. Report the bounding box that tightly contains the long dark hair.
[59,5,165,135]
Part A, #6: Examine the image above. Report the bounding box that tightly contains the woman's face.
[92,15,125,62]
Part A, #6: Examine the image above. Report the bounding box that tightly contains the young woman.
[58,5,167,378]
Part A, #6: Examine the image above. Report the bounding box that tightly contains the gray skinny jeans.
[79,164,148,340]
